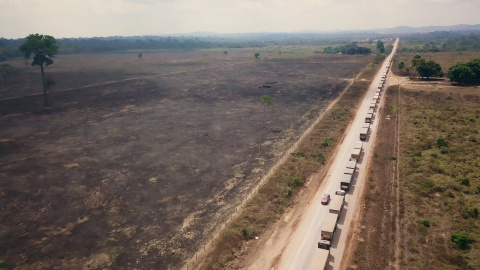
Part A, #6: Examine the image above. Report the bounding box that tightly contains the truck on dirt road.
[321,212,339,240]
[310,248,330,270]
[340,174,352,191]
[329,194,345,214]
[360,126,369,141]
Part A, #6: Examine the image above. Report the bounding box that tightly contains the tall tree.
[138,52,143,60]
[398,61,405,72]
[416,59,443,79]
[19,34,59,106]
[254,52,260,61]
[376,40,385,53]
[224,50,228,58]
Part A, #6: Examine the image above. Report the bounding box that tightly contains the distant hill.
[368,24,480,34]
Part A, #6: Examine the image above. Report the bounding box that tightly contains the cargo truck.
[360,126,369,141]
[365,112,373,123]
[329,194,345,214]
[346,160,357,170]
[344,167,355,176]
[340,174,352,191]
[351,147,361,160]
[310,248,330,270]
[369,103,376,110]
[321,212,339,240]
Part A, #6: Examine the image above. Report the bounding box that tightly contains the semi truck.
[346,160,357,170]
[351,147,361,160]
[369,102,376,110]
[329,194,345,214]
[340,174,352,191]
[365,112,373,123]
[310,248,330,270]
[360,126,369,141]
[321,212,339,240]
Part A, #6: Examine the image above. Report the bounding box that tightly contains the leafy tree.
[224,50,228,57]
[416,59,443,79]
[448,59,480,85]
[19,34,59,106]
[448,64,476,85]
[254,52,260,61]
[376,40,385,53]
[398,61,405,72]
[411,55,422,69]
[138,52,142,60]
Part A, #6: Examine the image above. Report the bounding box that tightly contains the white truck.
[329,194,345,214]
[321,212,339,240]
[360,126,369,141]
[340,174,352,191]
[365,112,373,123]
[310,248,330,270]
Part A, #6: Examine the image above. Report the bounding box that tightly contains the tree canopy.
[448,59,480,85]
[416,58,443,79]
[376,40,385,53]
[19,34,58,67]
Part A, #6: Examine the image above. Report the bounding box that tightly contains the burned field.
[0,49,370,269]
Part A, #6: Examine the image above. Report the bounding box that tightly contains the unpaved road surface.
[246,39,399,270]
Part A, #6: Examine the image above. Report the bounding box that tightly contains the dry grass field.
[0,48,371,269]
[350,50,480,270]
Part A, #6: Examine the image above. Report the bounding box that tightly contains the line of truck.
[360,56,393,142]
[314,56,394,269]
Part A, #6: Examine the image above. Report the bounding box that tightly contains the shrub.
[242,227,257,240]
[437,138,448,148]
[421,219,431,227]
[385,156,397,160]
[459,178,470,186]
[287,177,304,187]
[451,232,473,250]
[320,137,333,147]
[285,187,292,197]
[0,260,6,269]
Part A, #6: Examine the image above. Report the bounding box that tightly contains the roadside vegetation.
[199,59,380,269]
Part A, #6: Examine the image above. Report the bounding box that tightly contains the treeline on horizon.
[1,30,480,60]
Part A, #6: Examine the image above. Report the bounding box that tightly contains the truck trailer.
[360,127,369,141]
[321,212,339,240]
[310,248,330,270]
[340,174,352,191]
[365,112,373,123]
[329,194,345,214]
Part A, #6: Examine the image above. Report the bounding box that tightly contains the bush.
[421,219,431,227]
[437,138,448,148]
[0,260,6,269]
[451,232,473,250]
[287,177,304,187]
[459,178,470,186]
[285,187,292,197]
[242,227,257,240]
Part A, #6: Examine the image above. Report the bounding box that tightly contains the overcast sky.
[1,0,479,39]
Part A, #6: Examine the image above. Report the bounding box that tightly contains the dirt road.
[246,39,399,270]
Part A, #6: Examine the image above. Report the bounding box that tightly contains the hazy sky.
[1,0,479,39]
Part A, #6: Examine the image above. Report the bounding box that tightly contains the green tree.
[448,64,476,85]
[224,50,228,58]
[411,55,422,69]
[138,52,142,60]
[254,52,260,61]
[19,34,59,106]
[376,40,385,53]
[398,61,405,72]
[416,59,443,79]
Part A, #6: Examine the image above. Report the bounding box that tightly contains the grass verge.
[197,61,381,269]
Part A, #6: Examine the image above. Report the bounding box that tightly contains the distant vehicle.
[335,190,346,196]
[360,126,369,141]
[321,194,331,205]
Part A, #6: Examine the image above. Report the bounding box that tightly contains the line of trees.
[323,42,372,55]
